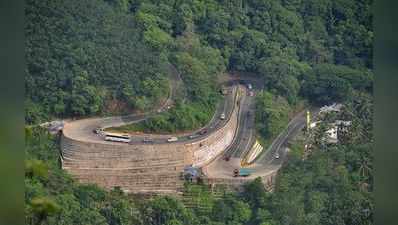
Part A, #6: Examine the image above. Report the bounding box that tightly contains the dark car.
[233,169,239,177]
[199,129,208,135]
[93,127,103,134]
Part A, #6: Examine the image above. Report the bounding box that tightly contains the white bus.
[104,133,131,143]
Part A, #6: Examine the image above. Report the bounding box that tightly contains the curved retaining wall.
[61,90,240,194]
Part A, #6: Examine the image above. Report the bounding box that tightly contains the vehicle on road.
[275,153,280,159]
[104,133,131,143]
[247,83,252,90]
[143,137,154,143]
[167,137,178,142]
[224,156,230,161]
[248,91,254,97]
[199,129,208,135]
[220,113,226,120]
[233,168,252,177]
[189,134,199,139]
[93,127,103,134]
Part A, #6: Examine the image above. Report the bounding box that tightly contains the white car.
[275,153,280,159]
[189,134,199,139]
[220,113,226,120]
[167,137,178,142]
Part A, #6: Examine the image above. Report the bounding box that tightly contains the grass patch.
[106,100,218,134]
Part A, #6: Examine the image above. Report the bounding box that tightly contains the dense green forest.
[26,0,373,224]
[254,91,291,145]
[25,90,373,225]
[26,0,373,125]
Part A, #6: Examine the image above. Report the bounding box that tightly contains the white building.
[319,103,343,114]
[325,127,338,143]
[310,119,351,144]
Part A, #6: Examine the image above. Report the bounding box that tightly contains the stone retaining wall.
[61,90,240,194]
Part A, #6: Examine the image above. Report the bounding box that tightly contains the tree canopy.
[26,0,373,224]
[26,0,373,123]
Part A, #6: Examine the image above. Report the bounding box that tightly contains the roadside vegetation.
[26,0,373,124]
[26,94,373,225]
[254,91,291,147]
[108,99,219,134]
[26,0,373,224]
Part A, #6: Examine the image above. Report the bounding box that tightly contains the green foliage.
[267,94,373,225]
[25,117,372,225]
[257,57,310,104]
[142,101,214,133]
[25,0,373,224]
[143,196,194,225]
[212,194,252,225]
[26,0,373,132]
[270,142,373,225]
[26,0,169,123]
[144,26,173,50]
[255,91,291,140]
[242,178,268,209]
[25,160,49,180]
[132,33,225,133]
[29,197,61,224]
[301,63,372,104]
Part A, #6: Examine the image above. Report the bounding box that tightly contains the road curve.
[61,68,306,190]
[62,84,239,146]
[62,69,265,147]
[204,97,313,180]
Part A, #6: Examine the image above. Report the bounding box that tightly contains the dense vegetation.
[26,92,373,225]
[26,0,373,123]
[137,34,225,133]
[26,0,373,224]
[255,91,291,141]
[25,0,170,123]
[25,0,224,128]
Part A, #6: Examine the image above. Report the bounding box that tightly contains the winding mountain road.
[61,68,312,188]
[204,89,313,180]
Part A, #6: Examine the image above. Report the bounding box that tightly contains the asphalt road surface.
[224,89,256,159]
[62,84,238,145]
[204,96,313,179]
[61,70,311,182]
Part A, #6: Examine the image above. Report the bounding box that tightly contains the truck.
[233,168,253,177]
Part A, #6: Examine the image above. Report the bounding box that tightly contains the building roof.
[320,103,343,113]
[184,166,200,177]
